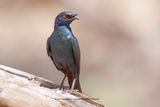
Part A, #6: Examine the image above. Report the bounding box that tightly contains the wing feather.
[71,37,80,75]
[47,38,52,58]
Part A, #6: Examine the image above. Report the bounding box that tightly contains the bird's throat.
[54,24,72,32]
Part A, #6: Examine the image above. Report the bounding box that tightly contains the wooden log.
[0,64,104,107]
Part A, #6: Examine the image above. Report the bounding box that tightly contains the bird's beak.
[72,14,79,20]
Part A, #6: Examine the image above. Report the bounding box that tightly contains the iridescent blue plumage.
[47,11,81,92]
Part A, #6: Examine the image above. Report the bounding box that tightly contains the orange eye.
[63,15,72,19]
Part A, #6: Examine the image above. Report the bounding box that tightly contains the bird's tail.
[74,79,82,92]
[68,76,82,93]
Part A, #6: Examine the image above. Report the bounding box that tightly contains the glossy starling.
[47,11,82,92]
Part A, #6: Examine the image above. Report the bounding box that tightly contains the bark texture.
[0,65,104,107]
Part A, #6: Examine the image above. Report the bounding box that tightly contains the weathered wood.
[0,65,104,107]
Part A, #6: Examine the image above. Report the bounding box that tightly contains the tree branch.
[0,64,104,107]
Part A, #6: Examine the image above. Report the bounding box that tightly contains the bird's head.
[54,11,78,29]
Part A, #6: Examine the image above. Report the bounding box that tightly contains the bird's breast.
[49,26,74,60]
[51,37,73,59]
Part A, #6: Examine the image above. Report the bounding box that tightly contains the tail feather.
[75,79,82,92]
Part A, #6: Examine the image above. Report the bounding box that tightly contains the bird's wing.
[47,36,60,70]
[47,37,53,59]
[71,37,80,75]
[47,33,64,70]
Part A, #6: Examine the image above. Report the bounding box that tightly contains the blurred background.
[0,0,160,107]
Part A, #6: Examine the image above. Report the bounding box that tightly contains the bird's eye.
[63,15,72,19]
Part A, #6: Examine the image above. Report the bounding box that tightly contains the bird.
[47,11,82,92]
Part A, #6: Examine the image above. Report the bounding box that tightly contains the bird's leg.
[59,74,66,90]
[70,78,77,93]
[62,78,78,94]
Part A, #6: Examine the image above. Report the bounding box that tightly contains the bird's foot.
[62,89,79,94]
[59,86,64,91]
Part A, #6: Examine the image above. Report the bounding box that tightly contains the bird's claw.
[61,89,78,94]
